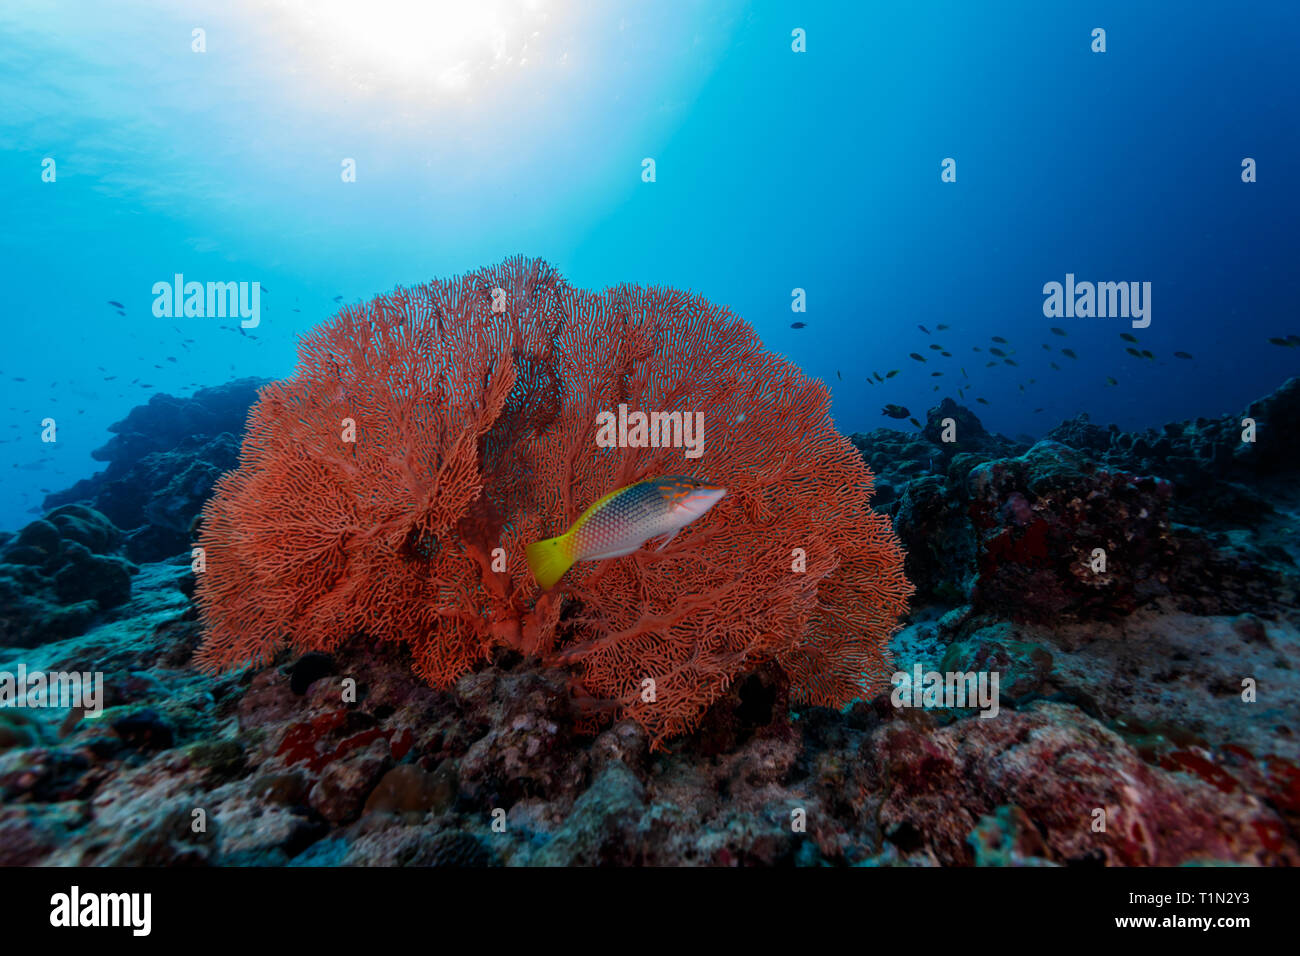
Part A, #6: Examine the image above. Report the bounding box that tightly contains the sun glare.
[265,0,562,96]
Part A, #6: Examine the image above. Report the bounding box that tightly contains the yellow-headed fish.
[526,476,726,590]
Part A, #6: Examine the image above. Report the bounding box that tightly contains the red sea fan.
[194,256,912,747]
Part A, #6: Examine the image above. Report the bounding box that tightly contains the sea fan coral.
[195,257,912,746]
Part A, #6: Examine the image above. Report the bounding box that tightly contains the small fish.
[1050,362,1061,370]
[526,476,726,590]
[1141,349,1154,360]
[972,346,983,353]
[1041,344,1051,351]
[107,300,124,308]
[874,372,884,383]
[1173,351,1193,360]
[333,295,343,303]
[791,322,807,329]
[961,367,968,378]
[931,371,943,377]
[936,324,949,331]
[989,347,1006,357]
[909,417,922,428]
[836,370,842,380]
[882,404,910,419]
[1120,333,1138,343]
[1018,384,1025,392]
[1051,327,1067,336]
[1105,377,1118,386]
[1033,408,1043,413]
[985,361,998,368]
[940,351,952,357]
[1061,349,1078,359]
[910,353,926,362]
[1003,358,1018,367]
[885,369,900,379]
[918,325,931,335]
[1288,335,1300,346]
[929,344,943,351]
[976,398,989,405]
[1125,347,1142,358]
[992,336,1008,344]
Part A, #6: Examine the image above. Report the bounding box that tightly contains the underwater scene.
[1,0,1298,907]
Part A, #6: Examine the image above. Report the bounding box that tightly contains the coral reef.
[43,379,266,563]
[193,257,912,746]
[0,505,135,648]
[2,351,1297,866]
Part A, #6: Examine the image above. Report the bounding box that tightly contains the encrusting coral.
[194,256,912,747]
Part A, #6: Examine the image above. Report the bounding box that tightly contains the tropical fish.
[918,325,931,334]
[874,372,884,382]
[909,417,922,428]
[973,346,983,352]
[1061,348,1078,359]
[1042,344,1051,351]
[910,353,926,362]
[836,370,842,380]
[107,300,124,308]
[936,324,950,331]
[985,361,998,367]
[1004,358,1018,366]
[1120,333,1138,343]
[791,322,807,329]
[885,369,900,378]
[333,295,343,303]
[989,347,1006,357]
[929,344,943,351]
[940,351,952,357]
[931,371,943,377]
[1051,327,1067,336]
[1105,377,1118,386]
[1050,362,1061,370]
[882,404,910,419]
[1174,351,1193,360]
[526,476,726,590]
[992,336,1008,344]
[1140,350,1154,360]
[976,398,989,405]
[1267,337,1291,347]
[1125,347,1142,358]
[1033,408,1044,413]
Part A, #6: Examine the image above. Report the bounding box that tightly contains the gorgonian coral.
[195,257,912,746]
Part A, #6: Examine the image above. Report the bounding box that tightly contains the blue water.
[1,0,1297,531]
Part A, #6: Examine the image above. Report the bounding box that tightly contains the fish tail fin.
[526,533,575,591]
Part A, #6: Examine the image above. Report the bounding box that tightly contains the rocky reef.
[1,377,1297,866]
[42,378,267,564]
